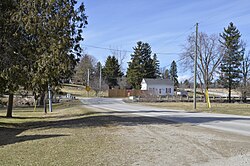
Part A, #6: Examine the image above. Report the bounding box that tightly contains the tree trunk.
[40,93,45,106]
[228,87,231,103]
[32,92,36,104]
[44,93,47,114]
[6,93,14,118]
[243,91,247,103]
[243,78,247,103]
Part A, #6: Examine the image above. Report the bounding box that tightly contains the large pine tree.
[141,43,155,78]
[220,22,244,103]
[169,60,179,89]
[127,41,157,89]
[152,54,160,78]
[127,42,143,89]
[103,55,123,89]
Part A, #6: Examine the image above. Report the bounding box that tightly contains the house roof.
[143,78,174,86]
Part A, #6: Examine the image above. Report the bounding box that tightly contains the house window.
[166,88,168,94]
[159,89,161,94]
[169,88,171,94]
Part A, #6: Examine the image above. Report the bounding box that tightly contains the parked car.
[177,90,188,97]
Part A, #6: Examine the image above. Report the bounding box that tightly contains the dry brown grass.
[143,102,250,116]
[0,100,116,165]
[1,98,250,165]
[0,100,86,125]
[61,84,108,97]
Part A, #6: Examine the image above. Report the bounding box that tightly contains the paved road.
[79,98,250,136]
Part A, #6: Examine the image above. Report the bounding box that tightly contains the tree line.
[181,22,250,103]
[74,41,179,93]
[75,22,249,104]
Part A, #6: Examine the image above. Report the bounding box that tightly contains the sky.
[80,0,250,81]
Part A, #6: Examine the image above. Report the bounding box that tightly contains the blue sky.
[80,0,250,81]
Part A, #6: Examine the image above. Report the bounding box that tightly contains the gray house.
[141,78,174,96]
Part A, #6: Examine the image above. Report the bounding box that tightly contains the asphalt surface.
[79,97,250,136]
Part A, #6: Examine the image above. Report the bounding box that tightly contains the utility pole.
[87,68,90,86]
[48,84,52,112]
[99,65,102,92]
[193,23,198,110]
[87,68,90,97]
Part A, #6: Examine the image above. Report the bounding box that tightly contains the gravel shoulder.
[80,106,250,166]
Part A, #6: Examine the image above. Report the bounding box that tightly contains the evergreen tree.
[141,43,155,78]
[0,0,31,117]
[103,56,123,89]
[164,69,170,79]
[184,79,190,88]
[1,0,87,117]
[127,41,158,89]
[220,22,244,103]
[95,62,102,80]
[169,60,179,89]
[127,42,143,89]
[152,54,160,78]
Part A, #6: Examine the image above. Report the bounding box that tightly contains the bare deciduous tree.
[89,75,108,96]
[241,50,250,102]
[110,47,127,73]
[181,32,223,95]
[73,54,96,85]
[90,62,109,96]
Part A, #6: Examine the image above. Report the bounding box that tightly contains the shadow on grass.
[0,127,68,146]
[0,112,97,120]
[1,109,250,147]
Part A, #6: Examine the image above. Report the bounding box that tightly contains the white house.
[141,78,174,96]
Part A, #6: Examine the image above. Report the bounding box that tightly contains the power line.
[83,24,196,56]
[164,56,186,68]
[83,45,131,53]
[163,24,196,45]
[82,44,181,55]
[82,23,196,73]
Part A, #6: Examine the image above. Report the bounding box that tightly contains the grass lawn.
[0,100,87,124]
[0,100,117,165]
[1,97,249,165]
[143,102,250,116]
